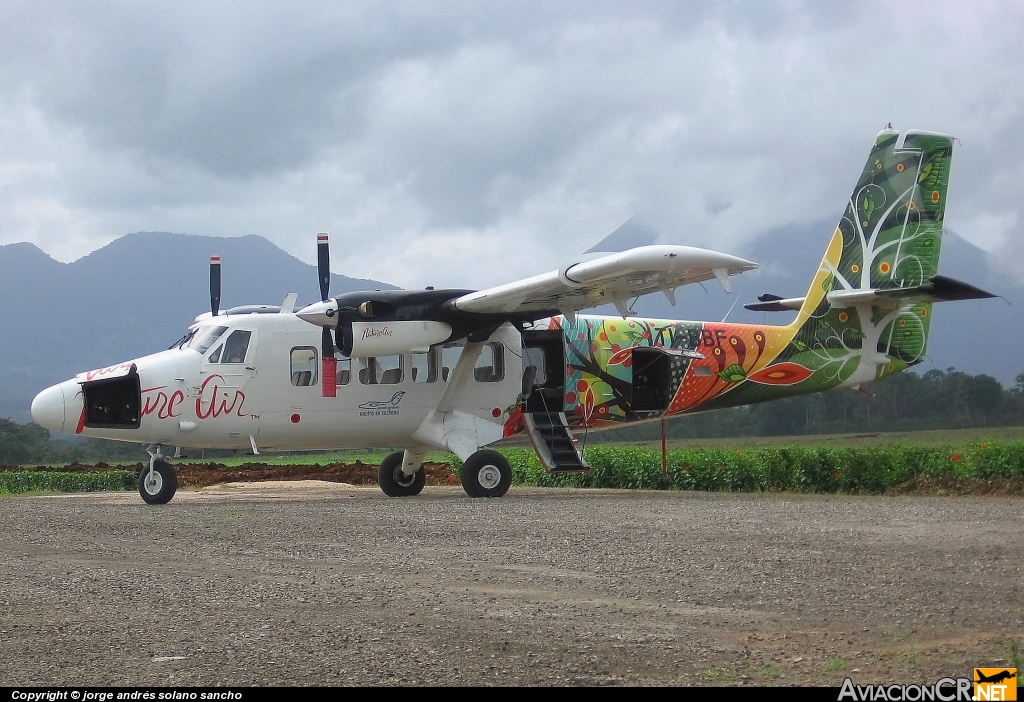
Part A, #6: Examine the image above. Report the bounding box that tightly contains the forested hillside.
[3,368,1022,465]
[602,368,1024,442]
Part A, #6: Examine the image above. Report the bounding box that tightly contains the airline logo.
[975,669,1017,701]
[361,326,393,340]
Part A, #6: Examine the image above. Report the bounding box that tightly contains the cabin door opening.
[520,329,565,414]
[630,348,672,415]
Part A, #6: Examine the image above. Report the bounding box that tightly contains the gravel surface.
[0,483,1021,687]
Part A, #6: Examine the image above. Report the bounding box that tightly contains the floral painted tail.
[554,129,993,429]
[787,129,956,387]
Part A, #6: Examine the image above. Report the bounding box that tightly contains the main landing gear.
[460,450,512,498]
[378,449,512,498]
[139,448,178,505]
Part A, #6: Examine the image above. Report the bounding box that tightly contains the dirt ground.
[1,460,458,488]
[5,461,1024,495]
[0,479,1021,687]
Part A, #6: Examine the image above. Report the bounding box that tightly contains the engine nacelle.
[339,320,453,357]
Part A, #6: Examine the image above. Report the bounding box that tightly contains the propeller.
[210,256,221,317]
[317,234,338,397]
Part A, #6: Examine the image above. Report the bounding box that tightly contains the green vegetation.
[3,367,1023,466]
[822,657,847,672]
[602,368,1024,443]
[759,663,782,679]
[0,470,135,495]
[496,440,1024,493]
[2,438,1022,495]
[1008,640,1023,686]
[3,366,1022,495]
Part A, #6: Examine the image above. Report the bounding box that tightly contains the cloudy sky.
[2,0,1022,290]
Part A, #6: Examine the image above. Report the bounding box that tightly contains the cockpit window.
[220,330,252,363]
[208,344,223,363]
[185,325,228,354]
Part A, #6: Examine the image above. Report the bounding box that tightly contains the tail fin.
[791,129,956,384]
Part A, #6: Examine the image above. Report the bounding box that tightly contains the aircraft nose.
[31,383,67,432]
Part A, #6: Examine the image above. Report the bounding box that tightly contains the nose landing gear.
[139,447,178,505]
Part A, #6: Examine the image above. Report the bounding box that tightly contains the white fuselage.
[31,311,523,455]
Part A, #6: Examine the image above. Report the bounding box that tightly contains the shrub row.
[3,441,1022,495]
[491,441,1024,494]
[0,470,136,495]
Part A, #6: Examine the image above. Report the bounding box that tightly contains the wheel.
[139,459,177,505]
[460,450,512,498]
[378,451,426,497]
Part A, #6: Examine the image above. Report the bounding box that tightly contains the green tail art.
[555,129,963,427]
[791,128,955,388]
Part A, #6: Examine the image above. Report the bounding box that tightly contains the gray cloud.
[1,0,1022,290]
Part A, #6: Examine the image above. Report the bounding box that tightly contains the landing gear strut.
[139,448,178,505]
[460,450,512,498]
[378,451,426,497]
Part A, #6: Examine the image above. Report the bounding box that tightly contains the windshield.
[184,325,228,354]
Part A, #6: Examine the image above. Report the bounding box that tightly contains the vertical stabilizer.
[793,129,956,385]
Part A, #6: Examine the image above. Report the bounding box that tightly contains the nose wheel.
[378,451,426,497]
[139,456,178,505]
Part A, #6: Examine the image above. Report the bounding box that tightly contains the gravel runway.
[0,483,1020,687]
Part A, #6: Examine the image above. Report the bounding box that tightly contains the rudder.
[792,129,956,385]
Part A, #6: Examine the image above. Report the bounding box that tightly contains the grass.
[1008,640,1023,686]
[630,425,1024,450]
[6,427,1024,495]
[0,470,136,495]
[759,663,782,679]
[822,656,847,672]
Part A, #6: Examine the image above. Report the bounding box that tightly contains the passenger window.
[441,342,463,383]
[290,347,318,386]
[523,346,547,385]
[375,355,403,384]
[411,350,437,384]
[474,342,505,382]
[222,330,252,364]
[334,353,351,386]
[358,358,377,385]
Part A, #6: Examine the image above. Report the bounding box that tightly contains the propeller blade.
[317,233,330,302]
[316,235,337,397]
[322,327,337,397]
[210,255,221,317]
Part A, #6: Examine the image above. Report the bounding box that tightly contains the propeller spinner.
[317,234,338,398]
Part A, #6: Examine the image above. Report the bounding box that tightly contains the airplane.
[975,670,1017,685]
[30,127,996,505]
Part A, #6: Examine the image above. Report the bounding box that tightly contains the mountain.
[0,232,394,422]
[2,225,1019,424]
[586,217,1024,387]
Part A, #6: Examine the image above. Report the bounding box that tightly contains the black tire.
[460,450,512,498]
[378,451,426,497]
[139,459,177,505]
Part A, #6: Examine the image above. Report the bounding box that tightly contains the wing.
[452,245,758,316]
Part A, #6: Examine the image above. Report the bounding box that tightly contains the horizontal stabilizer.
[745,275,997,313]
[828,275,997,309]
[875,275,997,302]
[744,294,805,312]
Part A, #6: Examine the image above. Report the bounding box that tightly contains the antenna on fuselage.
[210,256,222,317]
[317,234,338,397]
